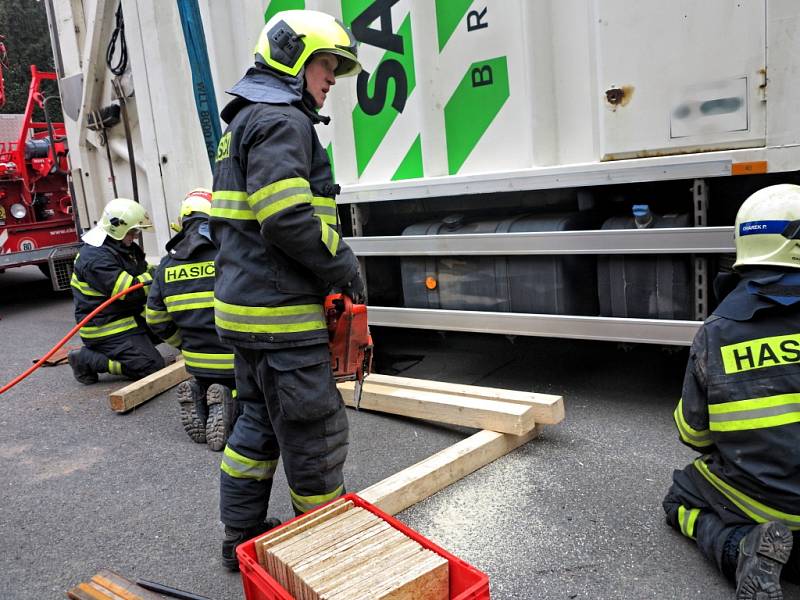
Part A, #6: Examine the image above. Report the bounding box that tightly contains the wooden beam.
[359,426,541,516]
[108,359,189,413]
[337,381,539,435]
[366,373,564,424]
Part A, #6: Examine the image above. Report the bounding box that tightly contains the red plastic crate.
[236,493,490,600]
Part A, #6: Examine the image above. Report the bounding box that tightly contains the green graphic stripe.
[444,56,510,175]
[341,0,372,28]
[435,0,474,51]
[326,143,335,181]
[351,14,415,176]
[264,0,305,23]
[392,134,423,181]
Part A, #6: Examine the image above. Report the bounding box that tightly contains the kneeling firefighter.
[663,184,800,599]
[69,198,164,384]
[210,10,365,570]
[146,189,238,451]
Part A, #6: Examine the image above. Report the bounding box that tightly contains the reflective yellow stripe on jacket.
[164,331,182,348]
[112,271,135,297]
[80,316,138,339]
[673,398,713,447]
[319,220,340,256]
[70,273,103,297]
[678,505,701,539]
[312,196,338,226]
[181,349,234,371]
[214,299,325,334]
[693,458,800,530]
[248,177,312,224]
[165,291,215,312]
[145,306,172,325]
[211,190,253,220]
[708,393,800,432]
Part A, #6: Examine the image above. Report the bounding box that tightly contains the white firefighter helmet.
[82,198,152,247]
[733,183,800,270]
[171,188,212,232]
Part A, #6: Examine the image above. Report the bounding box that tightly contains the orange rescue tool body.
[324,293,373,409]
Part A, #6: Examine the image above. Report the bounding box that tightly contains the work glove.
[341,270,365,304]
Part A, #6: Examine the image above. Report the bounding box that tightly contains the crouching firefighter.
[69,198,164,384]
[146,189,238,451]
[663,184,800,600]
[210,10,365,570]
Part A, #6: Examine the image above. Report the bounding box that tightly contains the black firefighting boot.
[222,518,282,571]
[68,349,98,385]
[176,379,207,443]
[206,384,236,452]
[735,521,793,600]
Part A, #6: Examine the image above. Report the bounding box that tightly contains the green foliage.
[0,0,56,115]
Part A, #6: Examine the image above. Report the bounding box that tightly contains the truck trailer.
[44,0,800,344]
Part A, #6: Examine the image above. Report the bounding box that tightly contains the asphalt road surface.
[1,266,798,600]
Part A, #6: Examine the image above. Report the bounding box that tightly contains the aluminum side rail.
[337,155,733,204]
[345,226,735,256]
[368,307,701,346]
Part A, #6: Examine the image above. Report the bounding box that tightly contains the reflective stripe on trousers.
[693,458,800,530]
[289,484,344,514]
[220,445,277,481]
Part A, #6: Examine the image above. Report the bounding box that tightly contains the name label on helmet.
[165,261,215,283]
[739,220,790,236]
[721,333,800,374]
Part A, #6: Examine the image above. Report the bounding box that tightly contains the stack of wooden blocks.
[253,497,449,600]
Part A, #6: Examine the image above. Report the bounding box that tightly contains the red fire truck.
[0,51,79,290]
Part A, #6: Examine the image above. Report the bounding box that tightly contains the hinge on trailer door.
[758,67,767,102]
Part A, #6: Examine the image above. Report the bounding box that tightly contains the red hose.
[0,282,145,395]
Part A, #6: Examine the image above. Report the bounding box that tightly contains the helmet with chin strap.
[82,198,152,247]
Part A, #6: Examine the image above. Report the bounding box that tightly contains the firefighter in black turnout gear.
[146,189,238,451]
[210,10,364,570]
[69,198,164,384]
[663,184,800,600]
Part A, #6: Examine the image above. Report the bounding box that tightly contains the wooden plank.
[255,498,352,566]
[87,582,127,600]
[108,359,189,413]
[92,571,165,600]
[270,509,376,595]
[365,373,564,425]
[304,528,405,597]
[359,426,541,516]
[267,509,371,594]
[314,534,412,598]
[324,541,424,600]
[337,381,538,435]
[67,583,115,600]
[375,552,448,600]
[292,521,389,600]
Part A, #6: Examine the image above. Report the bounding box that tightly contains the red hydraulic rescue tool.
[325,293,373,409]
